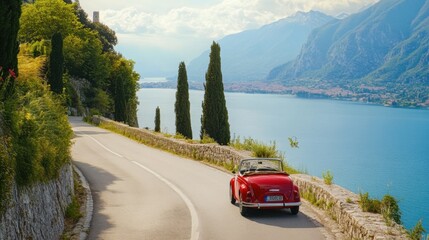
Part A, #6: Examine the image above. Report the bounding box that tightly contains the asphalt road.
[70,117,325,240]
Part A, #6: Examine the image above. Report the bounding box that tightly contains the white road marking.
[132,161,200,240]
[79,131,199,240]
[81,133,124,158]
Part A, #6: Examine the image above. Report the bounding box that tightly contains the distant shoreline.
[140,80,429,110]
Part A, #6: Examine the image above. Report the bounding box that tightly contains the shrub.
[381,194,401,225]
[7,78,72,186]
[14,113,37,185]
[200,134,216,144]
[0,132,14,214]
[65,196,81,223]
[229,135,279,158]
[252,143,277,158]
[322,170,334,185]
[407,220,426,240]
[359,192,381,213]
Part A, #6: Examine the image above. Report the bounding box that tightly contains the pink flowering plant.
[0,66,17,101]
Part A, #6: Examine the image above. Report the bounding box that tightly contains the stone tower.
[93,11,100,23]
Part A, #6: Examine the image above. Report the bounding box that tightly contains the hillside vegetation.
[1,0,141,214]
[19,0,139,126]
[0,52,72,212]
[268,0,429,107]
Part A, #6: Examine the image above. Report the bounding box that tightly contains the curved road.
[70,117,325,240]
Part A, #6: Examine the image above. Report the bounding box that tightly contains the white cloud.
[98,0,378,39]
[78,0,379,77]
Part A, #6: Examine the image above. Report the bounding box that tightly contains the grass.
[322,170,334,185]
[18,51,46,81]
[61,169,86,239]
[65,196,81,222]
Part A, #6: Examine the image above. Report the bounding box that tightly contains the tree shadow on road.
[74,161,121,238]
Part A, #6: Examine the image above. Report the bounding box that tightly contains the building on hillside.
[93,11,99,23]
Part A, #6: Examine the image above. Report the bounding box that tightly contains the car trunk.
[245,174,294,203]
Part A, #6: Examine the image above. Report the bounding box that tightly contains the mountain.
[268,0,429,87]
[186,11,335,82]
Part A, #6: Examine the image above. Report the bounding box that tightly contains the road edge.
[71,165,93,240]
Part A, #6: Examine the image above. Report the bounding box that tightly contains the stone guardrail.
[91,116,408,239]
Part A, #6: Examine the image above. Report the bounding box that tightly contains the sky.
[78,0,379,78]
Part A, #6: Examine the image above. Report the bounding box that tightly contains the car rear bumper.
[242,201,301,209]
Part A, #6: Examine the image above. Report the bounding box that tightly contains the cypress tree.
[113,78,126,123]
[0,0,21,93]
[47,32,64,94]
[154,106,160,132]
[175,62,192,139]
[200,42,230,145]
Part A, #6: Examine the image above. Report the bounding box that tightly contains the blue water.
[137,88,429,231]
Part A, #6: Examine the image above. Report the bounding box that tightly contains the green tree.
[155,106,160,132]
[0,0,21,93]
[108,56,139,127]
[72,1,117,53]
[92,22,118,53]
[200,42,230,145]
[63,29,109,89]
[175,62,192,139]
[19,0,82,42]
[47,32,64,94]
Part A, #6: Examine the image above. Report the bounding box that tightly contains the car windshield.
[239,159,283,175]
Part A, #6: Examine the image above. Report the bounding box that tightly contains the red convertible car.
[229,158,301,216]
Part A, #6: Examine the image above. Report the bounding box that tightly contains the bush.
[359,192,403,225]
[65,196,81,223]
[6,78,72,186]
[229,135,279,158]
[359,192,381,213]
[381,194,401,225]
[322,170,334,185]
[407,220,426,240]
[200,133,216,144]
[0,132,14,214]
[252,143,277,158]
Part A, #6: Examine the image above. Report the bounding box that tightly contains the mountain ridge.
[186,11,335,82]
[266,0,429,107]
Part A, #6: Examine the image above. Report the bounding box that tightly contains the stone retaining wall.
[92,116,408,239]
[0,164,74,240]
[292,174,407,239]
[93,116,249,167]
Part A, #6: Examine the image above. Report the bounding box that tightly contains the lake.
[137,88,429,231]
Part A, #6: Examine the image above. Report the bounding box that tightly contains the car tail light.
[246,191,252,202]
[293,190,300,200]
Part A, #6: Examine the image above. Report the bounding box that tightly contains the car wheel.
[290,206,299,215]
[229,185,236,204]
[239,194,249,216]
